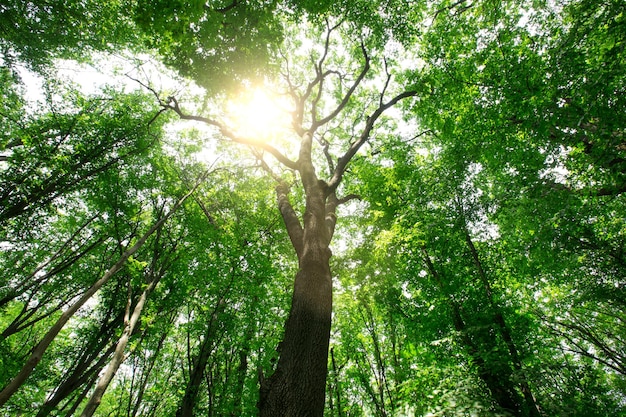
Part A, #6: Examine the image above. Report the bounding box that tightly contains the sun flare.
[226,88,291,140]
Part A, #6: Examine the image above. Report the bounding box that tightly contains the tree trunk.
[36,338,118,417]
[129,318,173,417]
[258,177,334,417]
[79,274,159,417]
[258,250,332,416]
[0,176,205,407]
[421,247,524,415]
[330,347,344,417]
[176,299,226,417]
[463,229,542,417]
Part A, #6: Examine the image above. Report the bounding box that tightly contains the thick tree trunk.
[258,244,332,415]
[259,179,334,417]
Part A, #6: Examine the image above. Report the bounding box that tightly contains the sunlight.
[226,88,292,140]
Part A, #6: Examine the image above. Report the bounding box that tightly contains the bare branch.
[312,43,371,131]
[128,74,299,170]
[164,96,299,170]
[337,193,361,205]
[251,148,285,184]
[432,0,474,22]
[295,20,344,133]
[380,58,392,107]
[317,18,334,74]
[317,134,335,176]
[327,89,417,191]
[209,0,239,14]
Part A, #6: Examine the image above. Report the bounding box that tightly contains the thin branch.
[337,193,361,205]
[212,0,239,14]
[164,96,299,170]
[251,148,284,184]
[127,73,299,170]
[432,0,473,22]
[317,134,335,176]
[312,43,371,131]
[380,58,392,108]
[328,89,417,191]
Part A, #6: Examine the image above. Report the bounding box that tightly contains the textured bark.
[259,175,334,417]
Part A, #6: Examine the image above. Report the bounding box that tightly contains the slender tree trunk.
[330,347,344,417]
[36,340,118,417]
[62,373,97,417]
[0,214,102,310]
[0,177,205,407]
[463,229,542,417]
[421,247,524,415]
[176,300,226,417]
[130,318,173,417]
[79,274,159,417]
[231,326,254,417]
[362,302,395,414]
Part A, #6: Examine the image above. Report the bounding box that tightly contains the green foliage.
[0,0,140,72]
[133,0,285,92]
[2,0,626,416]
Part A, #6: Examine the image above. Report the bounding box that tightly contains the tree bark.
[259,169,334,416]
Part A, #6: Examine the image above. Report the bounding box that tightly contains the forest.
[0,0,625,416]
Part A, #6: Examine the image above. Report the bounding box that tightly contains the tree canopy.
[1,0,625,416]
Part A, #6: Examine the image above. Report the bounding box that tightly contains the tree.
[158,19,418,415]
[0,170,208,407]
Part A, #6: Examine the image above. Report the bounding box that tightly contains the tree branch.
[312,43,371,131]
[327,89,417,191]
[164,96,299,170]
[276,183,304,258]
[208,0,239,14]
[432,0,474,22]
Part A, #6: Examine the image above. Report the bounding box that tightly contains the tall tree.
[159,19,418,415]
